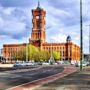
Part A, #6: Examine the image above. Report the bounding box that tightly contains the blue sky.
[0,0,90,53]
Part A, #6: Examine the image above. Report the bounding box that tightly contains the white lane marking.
[0,72,7,75]
[8,75,22,79]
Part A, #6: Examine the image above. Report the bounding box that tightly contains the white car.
[75,62,87,67]
[13,62,26,67]
[42,62,49,65]
[25,62,35,66]
[53,62,58,65]
[56,61,64,64]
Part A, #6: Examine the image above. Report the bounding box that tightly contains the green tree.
[12,44,60,62]
[52,51,60,61]
[11,48,26,61]
[37,50,50,62]
[27,44,39,61]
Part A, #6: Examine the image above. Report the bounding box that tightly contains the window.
[37,23,41,29]
[36,16,39,19]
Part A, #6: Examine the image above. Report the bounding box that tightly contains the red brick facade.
[3,2,80,61]
[3,44,26,61]
[29,5,46,47]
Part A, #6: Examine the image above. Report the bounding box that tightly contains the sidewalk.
[0,64,14,68]
[33,66,90,90]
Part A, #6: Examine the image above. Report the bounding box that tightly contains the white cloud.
[3,20,26,32]
[3,8,15,15]
[48,34,67,43]
[0,17,4,27]
[47,6,70,18]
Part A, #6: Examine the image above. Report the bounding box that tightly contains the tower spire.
[37,0,41,10]
[38,0,40,8]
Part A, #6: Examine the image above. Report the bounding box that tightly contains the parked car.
[13,62,26,68]
[62,61,71,65]
[25,61,35,66]
[56,61,64,64]
[75,61,87,67]
[42,62,49,65]
[13,61,29,67]
[84,61,89,66]
[34,62,42,65]
[53,62,58,65]
[71,60,77,65]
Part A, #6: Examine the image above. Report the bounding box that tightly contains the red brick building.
[3,2,80,62]
[3,44,26,62]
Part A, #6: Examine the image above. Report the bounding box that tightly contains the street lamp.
[80,0,83,70]
[0,49,2,62]
[51,42,53,58]
[26,26,30,62]
[26,43,28,62]
[61,46,63,61]
[49,42,53,64]
[49,39,54,64]
[89,25,90,64]
[86,25,90,64]
[1,49,3,62]
[25,25,31,62]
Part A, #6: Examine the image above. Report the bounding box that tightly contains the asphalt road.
[0,65,64,90]
[33,66,90,90]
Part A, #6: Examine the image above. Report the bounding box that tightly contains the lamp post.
[51,42,53,58]
[86,25,90,64]
[49,39,54,64]
[89,25,90,64]
[80,0,83,70]
[26,25,32,62]
[61,47,63,61]
[50,42,53,64]
[1,49,3,62]
[26,26,30,62]
[0,49,2,62]
[26,43,28,62]
[87,25,90,64]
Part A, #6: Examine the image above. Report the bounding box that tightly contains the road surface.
[33,66,90,90]
[0,65,64,90]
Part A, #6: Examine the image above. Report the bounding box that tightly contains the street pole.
[51,42,52,58]
[80,0,83,70]
[86,25,90,63]
[61,47,63,61]
[0,49,1,62]
[88,25,90,64]
[26,43,28,62]
[0,49,3,62]
[26,34,29,62]
[89,25,90,64]
[50,40,53,64]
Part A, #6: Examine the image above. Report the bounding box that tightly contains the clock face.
[36,16,39,19]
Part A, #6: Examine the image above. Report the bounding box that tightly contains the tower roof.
[66,35,72,42]
[37,0,42,10]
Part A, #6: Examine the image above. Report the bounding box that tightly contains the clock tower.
[29,1,46,47]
